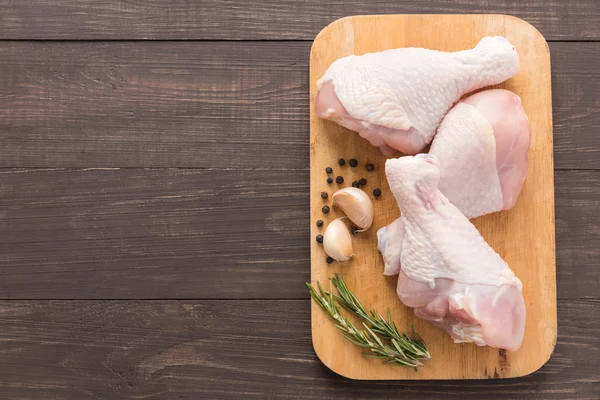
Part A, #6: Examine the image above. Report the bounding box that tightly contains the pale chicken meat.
[378,155,526,351]
[431,89,531,219]
[314,36,520,155]
[379,89,530,276]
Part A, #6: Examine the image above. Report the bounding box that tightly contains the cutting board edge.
[310,314,559,381]
[310,13,551,58]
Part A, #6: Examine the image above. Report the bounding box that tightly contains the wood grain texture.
[551,43,600,170]
[0,0,596,395]
[0,41,308,169]
[1,41,599,169]
[0,168,308,299]
[0,0,599,40]
[554,170,600,299]
[0,168,596,300]
[0,299,597,399]
[310,15,555,380]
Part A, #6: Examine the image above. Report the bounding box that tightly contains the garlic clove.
[332,187,374,231]
[323,218,354,262]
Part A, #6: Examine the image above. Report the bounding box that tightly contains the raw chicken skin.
[380,155,526,351]
[431,89,531,218]
[378,89,531,276]
[315,36,520,154]
[378,217,405,276]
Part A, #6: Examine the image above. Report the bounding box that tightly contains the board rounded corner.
[514,329,557,378]
[313,15,354,41]
[501,14,550,55]
[310,15,353,56]
[311,328,362,380]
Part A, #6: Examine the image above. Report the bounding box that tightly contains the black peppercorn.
[359,178,367,186]
[321,191,328,199]
[373,188,382,197]
[316,219,324,227]
[338,158,345,166]
[336,176,344,184]
[366,163,374,172]
[316,234,324,243]
[327,177,333,184]
[322,205,330,214]
[352,181,360,188]
[325,167,333,174]
[349,158,358,167]
[351,226,359,235]
[326,256,334,264]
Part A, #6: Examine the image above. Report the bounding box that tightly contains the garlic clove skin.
[323,218,354,262]
[332,187,374,231]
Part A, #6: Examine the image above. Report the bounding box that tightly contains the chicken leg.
[315,37,520,155]
[381,154,526,351]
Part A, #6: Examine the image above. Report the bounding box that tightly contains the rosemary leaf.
[307,275,432,368]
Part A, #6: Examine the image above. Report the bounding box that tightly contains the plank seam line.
[0,167,597,172]
[0,297,594,301]
[0,39,596,43]
[0,167,311,172]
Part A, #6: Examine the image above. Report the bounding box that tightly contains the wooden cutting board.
[309,14,555,380]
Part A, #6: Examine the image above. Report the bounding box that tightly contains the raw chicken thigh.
[379,155,526,351]
[431,89,531,219]
[314,36,520,155]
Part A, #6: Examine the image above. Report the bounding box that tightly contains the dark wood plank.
[0,0,599,40]
[0,168,596,299]
[551,43,600,170]
[0,41,309,170]
[0,168,308,299]
[0,299,597,399]
[1,42,598,169]
[554,170,600,299]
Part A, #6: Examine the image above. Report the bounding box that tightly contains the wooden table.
[0,2,598,399]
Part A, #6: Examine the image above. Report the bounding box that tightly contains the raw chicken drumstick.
[378,89,531,276]
[380,155,526,351]
[314,36,520,155]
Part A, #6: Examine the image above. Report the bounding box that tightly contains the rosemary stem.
[307,275,432,368]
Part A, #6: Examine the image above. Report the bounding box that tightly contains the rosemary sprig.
[330,274,432,362]
[307,278,432,368]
